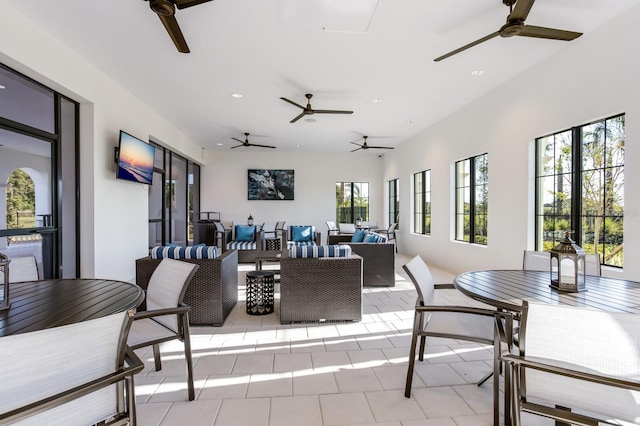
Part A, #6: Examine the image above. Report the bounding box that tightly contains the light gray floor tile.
[334,368,383,393]
[411,387,475,418]
[319,392,376,425]
[194,353,236,375]
[269,395,323,426]
[198,374,249,400]
[414,363,467,387]
[232,353,274,374]
[214,398,270,426]
[373,365,424,391]
[160,399,221,426]
[135,402,171,426]
[293,370,339,395]
[365,389,426,422]
[246,372,293,398]
[273,352,313,373]
[311,350,351,369]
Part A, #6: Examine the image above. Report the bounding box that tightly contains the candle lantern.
[356,217,363,228]
[248,214,254,226]
[550,231,587,293]
[0,253,10,311]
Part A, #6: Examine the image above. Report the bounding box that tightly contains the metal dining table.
[454,269,640,314]
[0,278,144,337]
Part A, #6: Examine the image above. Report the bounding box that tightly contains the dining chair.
[325,221,339,242]
[379,223,398,252]
[0,255,39,284]
[127,258,199,401]
[501,301,640,426]
[0,311,143,425]
[261,222,277,239]
[522,250,550,271]
[403,255,501,426]
[338,223,356,235]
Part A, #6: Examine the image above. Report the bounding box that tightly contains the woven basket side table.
[245,270,275,315]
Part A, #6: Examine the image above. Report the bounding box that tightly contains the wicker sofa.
[135,249,238,326]
[327,234,395,287]
[279,250,363,323]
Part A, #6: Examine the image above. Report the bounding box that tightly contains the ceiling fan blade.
[508,0,535,22]
[230,144,243,149]
[434,31,499,62]
[369,146,394,150]
[174,0,212,10]
[231,137,244,143]
[249,144,276,149]
[313,110,354,115]
[280,97,306,110]
[349,141,363,146]
[290,112,306,123]
[158,14,190,53]
[518,25,582,41]
[350,147,363,153]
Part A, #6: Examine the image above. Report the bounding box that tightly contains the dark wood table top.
[454,269,640,314]
[0,278,144,337]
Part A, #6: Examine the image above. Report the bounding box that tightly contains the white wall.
[384,4,640,280]
[202,150,384,244]
[0,4,203,281]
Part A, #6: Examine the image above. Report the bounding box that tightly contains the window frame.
[413,170,431,235]
[534,113,625,268]
[335,182,370,223]
[455,153,488,245]
[388,178,399,227]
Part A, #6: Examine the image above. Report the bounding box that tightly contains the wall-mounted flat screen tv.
[116,130,155,185]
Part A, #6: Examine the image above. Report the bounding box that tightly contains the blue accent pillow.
[351,229,367,242]
[235,225,255,242]
[292,225,313,242]
[363,233,379,243]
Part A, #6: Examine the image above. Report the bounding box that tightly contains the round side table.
[245,270,275,315]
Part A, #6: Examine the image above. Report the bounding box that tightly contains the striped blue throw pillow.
[289,244,352,258]
[150,245,218,259]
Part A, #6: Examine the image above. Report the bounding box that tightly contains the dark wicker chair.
[221,226,262,263]
[135,250,238,326]
[327,234,395,287]
[279,254,363,323]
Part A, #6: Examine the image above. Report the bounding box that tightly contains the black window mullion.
[469,157,476,243]
[572,126,582,243]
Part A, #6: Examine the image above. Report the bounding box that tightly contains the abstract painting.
[248,169,294,200]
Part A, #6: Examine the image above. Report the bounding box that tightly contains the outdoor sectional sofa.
[279,245,363,323]
[327,233,395,287]
[136,248,238,326]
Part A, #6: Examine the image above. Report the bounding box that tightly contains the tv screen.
[116,131,155,185]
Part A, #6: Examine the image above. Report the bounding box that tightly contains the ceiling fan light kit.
[434,0,582,62]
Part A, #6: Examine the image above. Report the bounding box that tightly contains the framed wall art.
[248,169,294,200]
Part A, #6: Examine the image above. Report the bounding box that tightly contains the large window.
[148,143,200,248]
[535,114,624,267]
[413,170,430,235]
[388,179,399,227]
[455,154,488,245]
[336,182,369,223]
[0,63,79,279]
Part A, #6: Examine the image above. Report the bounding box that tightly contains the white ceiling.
[5,0,639,153]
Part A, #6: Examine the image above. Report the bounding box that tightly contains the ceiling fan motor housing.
[150,0,175,16]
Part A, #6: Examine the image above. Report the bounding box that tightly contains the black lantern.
[550,231,587,293]
[248,214,254,226]
[0,253,10,311]
[356,217,363,228]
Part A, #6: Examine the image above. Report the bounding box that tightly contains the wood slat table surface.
[454,269,640,314]
[0,279,144,337]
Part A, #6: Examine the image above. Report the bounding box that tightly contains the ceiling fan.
[434,0,583,62]
[350,136,394,153]
[230,133,276,149]
[280,93,354,123]
[145,0,213,53]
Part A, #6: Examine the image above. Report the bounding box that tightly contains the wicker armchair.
[279,254,363,323]
[221,226,262,263]
[135,250,238,326]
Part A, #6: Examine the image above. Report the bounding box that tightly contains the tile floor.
[133,254,550,426]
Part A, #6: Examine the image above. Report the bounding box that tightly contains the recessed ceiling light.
[217,143,223,146]
[471,69,485,77]
[372,98,383,103]
[0,84,5,90]
[231,93,242,98]
[407,120,413,125]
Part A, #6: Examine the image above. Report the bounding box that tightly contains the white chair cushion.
[146,258,197,332]
[127,317,178,347]
[426,311,494,342]
[0,256,38,284]
[524,302,640,423]
[0,312,128,425]
[338,223,356,234]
